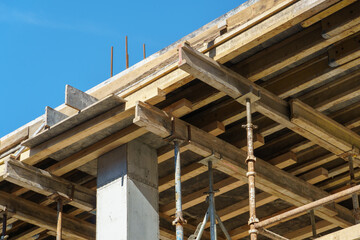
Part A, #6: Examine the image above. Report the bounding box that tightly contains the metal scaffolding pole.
[1,213,7,240]
[173,140,186,240]
[255,184,360,229]
[348,155,360,223]
[243,98,259,240]
[208,161,217,240]
[189,158,231,240]
[56,198,63,240]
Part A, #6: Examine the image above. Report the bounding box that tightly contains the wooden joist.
[46,124,146,176]
[284,220,336,240]
[0,127,29,154]
[291,99,360,157]
[328,33,360,67]
[315,221,360,240]
[0,191,95,239]
[178,43,360,166]
[0,159,95,211]
[133,101,354,228]
[321,1,360,39]
[21,96,129,165]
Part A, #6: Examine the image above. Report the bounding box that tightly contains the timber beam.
[133,101,354,229]
[178,43,360,163]
[0,159,95,211]
[0,191,95,239]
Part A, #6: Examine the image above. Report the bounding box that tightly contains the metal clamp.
[248,229,259,234]
[248,217,260,225]
[163,117,187,144]
[172,212,187,226]
[246,171,256,177]
[236,87,261,105]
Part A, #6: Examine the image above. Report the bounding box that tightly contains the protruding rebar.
[349,155,360,223]
[172,140,185,240]
[110,46,114,77]
[125,36,129,69]
[243,98,258,240]
[143,44,146,59]
[56,198,63,240]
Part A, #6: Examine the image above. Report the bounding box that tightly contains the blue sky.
[0,0,244,137]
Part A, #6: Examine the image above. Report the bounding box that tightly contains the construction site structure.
[0,0,360,239]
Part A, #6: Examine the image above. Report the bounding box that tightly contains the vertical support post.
[243,98,259,240]
[1,213,7,240]
[56,198,63,240]
[309,210,317,238]
[125,36,129,69]
[110,46,113,77]
[349,155,360,223]
[172,140,186,240]
[208,161,217,240]
[143,44,146,59]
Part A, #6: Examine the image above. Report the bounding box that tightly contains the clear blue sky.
[0,0,245,137]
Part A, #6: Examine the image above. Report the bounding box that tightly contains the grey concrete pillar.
[97,140,159,240]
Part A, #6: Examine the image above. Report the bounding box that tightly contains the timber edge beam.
[177,43,360,163]
[133,101,355,228]
[0,159,96,212]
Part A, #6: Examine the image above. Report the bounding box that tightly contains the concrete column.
[97,140,158,240]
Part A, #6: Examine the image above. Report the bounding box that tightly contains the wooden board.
[0,191,95,239]
[65,85,98,111]
[0,159,95,211]
[23,95,126,148]
[133,101,354,228]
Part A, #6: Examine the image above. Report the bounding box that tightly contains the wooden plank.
[65,85,98,111]
[0,191,95,239]
[0,0,341,159]
[328,33,360,67]
[268,151,298,169]
[23,94,126,148]
[21,102,131,166]
[0,159,95,211]
[202,121,225,136]
[134,101,354,228]
[46,124,146,176]
[315,220,360,239]
[321,1,360,39]
[284,220,336,240]
[291,99,360,153]
[162,98,193,117]
[300,167,329,184]
[160,177,239,215]
[0,127,29,154]
[45,106,68,128]
[179,43,360,166]
[158,131,264,193]
[301,0,356,28]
